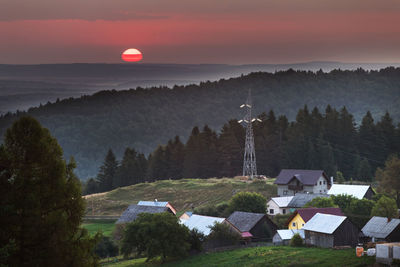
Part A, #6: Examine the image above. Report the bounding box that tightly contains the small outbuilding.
[116,204,173,224]
[328,184,375,200]
[179,211,193,221]
[362,216,400,242]
[273,229,305,245]
[226,211,277,241]
[303,213,359,248]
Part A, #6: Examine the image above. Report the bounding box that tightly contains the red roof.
[297,207,344,223]
[241,232,253,238]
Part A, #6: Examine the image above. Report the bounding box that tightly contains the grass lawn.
[82,219,116,237]
[101,246,375,267]
[85,177,277,216]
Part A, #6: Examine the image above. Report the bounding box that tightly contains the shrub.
[229,192,266,213]
[95,236,119,258]
[290,233,303,247]
[207,222,241,247]
[188,229,205,252]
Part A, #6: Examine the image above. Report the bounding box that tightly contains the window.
[269,209,274,214]
[283,190,288,195]
[292,222,296,227]
[323,181,326,185]
[320,190,322,193]
[319,181,322,185]
[282,209,286,214]
[302,224,304,227]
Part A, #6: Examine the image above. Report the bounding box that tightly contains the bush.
[188,229,205,252]
[194,202,230,217]
[272,213,292,229]
[121,212,190,262]
[304,197,337,208]
[95,236,119,258]
[207,222,241,247]
[290,233,303,247]
[229,192,266,213]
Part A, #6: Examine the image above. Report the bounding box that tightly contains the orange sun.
[122,48,143,62]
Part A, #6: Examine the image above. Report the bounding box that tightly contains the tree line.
[1,67,400,179]
[84,105,400,194]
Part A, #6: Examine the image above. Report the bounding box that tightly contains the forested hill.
[0,67,399,179]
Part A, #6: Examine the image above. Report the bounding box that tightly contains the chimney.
[155,199,158,202]
[388,217,392,222]
[330,176,334,185]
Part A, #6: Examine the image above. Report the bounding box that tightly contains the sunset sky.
[1,0,400,64]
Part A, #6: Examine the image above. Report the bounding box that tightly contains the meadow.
[100,246,375,267]
[84,177,277,216]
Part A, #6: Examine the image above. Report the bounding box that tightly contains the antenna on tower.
[238,89,261,179]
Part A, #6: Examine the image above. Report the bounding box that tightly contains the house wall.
[267,200,289,216]
[288,214,306,230]
[364,187,375,200]
[166,203,177,214]
[278,185,293,196]
[312,176,329,194]
[387,224,400,242]
[305,231,334,248]
[333,219,360,247]
[249,216,277,241]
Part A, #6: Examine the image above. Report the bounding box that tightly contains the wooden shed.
[303,213,359,248]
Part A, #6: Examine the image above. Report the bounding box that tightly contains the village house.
[274,169,332,196]
[181,214,225,236]
[267,196,293,216]
[328,184,375,200]
[362,216,400,243]
[116,204,174,224]
[286,207,344,230]
[137,200,177,214]
[273,229,305,245]
[226,211,277,241]
[303,213,359,248]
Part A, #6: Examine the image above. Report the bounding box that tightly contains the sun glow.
[122,48,143,62]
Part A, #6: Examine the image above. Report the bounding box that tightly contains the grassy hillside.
[84,177,276,216]
[101,246,374,267]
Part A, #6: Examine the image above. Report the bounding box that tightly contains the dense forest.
[85,105,400,194]
[1,67,400,178]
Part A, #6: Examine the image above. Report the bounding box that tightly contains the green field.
[101,246,375,267]
[82,219,116,237]
[84,177,277,216]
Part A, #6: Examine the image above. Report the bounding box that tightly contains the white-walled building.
[267,196,294,216]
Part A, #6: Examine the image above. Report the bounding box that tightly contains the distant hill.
[0,67,399,178]
[2,62,400,114]
[83,177,277,216]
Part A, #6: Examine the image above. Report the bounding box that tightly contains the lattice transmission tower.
[238,89,261,179]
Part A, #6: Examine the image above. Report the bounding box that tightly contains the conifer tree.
[96,149,118,192]
[0,116,98,266]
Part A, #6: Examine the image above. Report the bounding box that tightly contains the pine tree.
[0,116,98,266]
[168,136,185,179]
[198,125,219,178]
[96,149,118,192]
[114,148,137,187]
[183,127,202,178]
[358,157,372,181]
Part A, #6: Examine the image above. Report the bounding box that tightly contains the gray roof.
[138,200,169,207]
[275,169,328,185]
[362,216,400,239]
[227,211,265,232]
[275,229,305,240]
[303,213,347,234]
[116,204,169,224]
[287,193,329,208]
[181,214,225,236]
[328,184,372,199]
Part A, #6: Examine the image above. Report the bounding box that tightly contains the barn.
[303,213,359,248]
[226,211,277,241]
[362,216,400,242]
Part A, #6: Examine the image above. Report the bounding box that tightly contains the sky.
[1,0,400,64]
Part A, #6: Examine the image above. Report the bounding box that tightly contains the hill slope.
[83,177,276,216]
[1,68,400,178]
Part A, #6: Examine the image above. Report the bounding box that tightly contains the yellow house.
[286,207,344,230]
[288,213,306,229]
